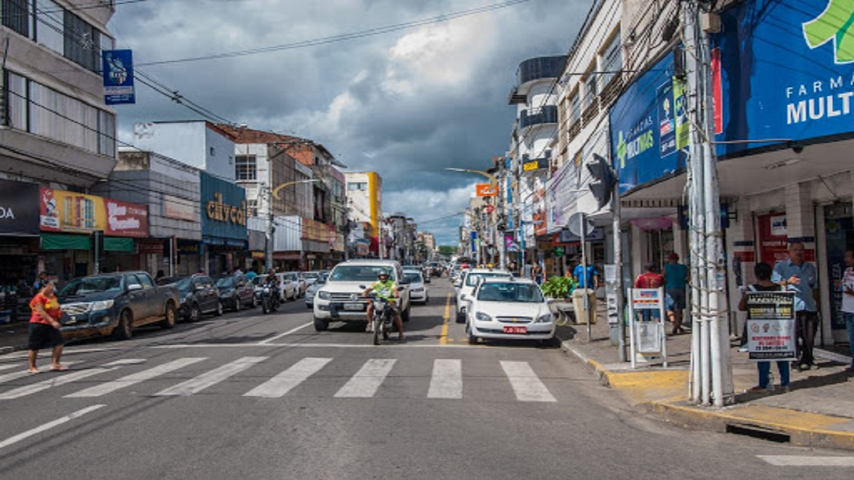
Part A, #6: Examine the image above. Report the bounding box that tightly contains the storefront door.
[824,203,854,335]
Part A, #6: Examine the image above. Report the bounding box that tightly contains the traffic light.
[586,154,617,210]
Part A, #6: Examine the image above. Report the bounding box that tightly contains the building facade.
[345,171,383,256]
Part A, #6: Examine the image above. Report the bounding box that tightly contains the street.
[1,279,852,480]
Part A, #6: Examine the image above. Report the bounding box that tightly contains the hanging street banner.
[609,51,688,194]
[102,49,136,105]
[746,291,797,361]
[713,0,854,158]
[475,184,498,197]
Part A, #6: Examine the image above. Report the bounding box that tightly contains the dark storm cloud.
[110,0,587,243]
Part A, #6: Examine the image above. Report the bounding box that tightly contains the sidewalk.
[556,306,854,451]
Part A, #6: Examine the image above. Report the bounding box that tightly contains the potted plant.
[541,276,575,300]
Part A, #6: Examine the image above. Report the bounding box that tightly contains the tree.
[438,245,456,256]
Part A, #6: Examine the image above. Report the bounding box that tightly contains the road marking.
[0,405,106,450]
[0,367,114,400]
[258,322,314,345]
[500,361,556,402]
[427,359,462,399]
[440,293,452,346]
[103,359,147,366]
[151,343,477,349]
[244,357,332,398]
[334,359,396,398]
[0,362,82,385]
[0,364,18,372]
[66,358,207,398]
[758,456,854,467]
[153,356,267,396]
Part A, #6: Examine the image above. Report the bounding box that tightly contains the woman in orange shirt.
[28,280,67,374]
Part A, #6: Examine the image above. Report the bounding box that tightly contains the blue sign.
[714,0,854,157]
[609,52,687,194]
[102,50,135,105]
[200,172,247,245]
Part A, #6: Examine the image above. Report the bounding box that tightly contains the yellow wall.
[367,172,382,238]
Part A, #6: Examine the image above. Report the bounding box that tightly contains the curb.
[559,338,854,451]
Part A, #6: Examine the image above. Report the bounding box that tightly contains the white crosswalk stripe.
[0,362,80,385]
[500,361,556,402]
[427,359,462,399]
[244,357,332,398]
[0,367,115,400]
[0,364,18,372]
[334,359,397,398]
[66,358,207,398]
[153,356,268,397]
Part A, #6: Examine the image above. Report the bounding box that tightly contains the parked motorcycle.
[259,284,280,314]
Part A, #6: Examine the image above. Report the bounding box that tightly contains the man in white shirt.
[839,250,854,371]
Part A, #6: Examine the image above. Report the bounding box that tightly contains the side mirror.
[460,294,468,300]
[128,284,143,292]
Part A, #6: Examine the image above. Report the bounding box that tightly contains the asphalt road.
[0,278,852,479]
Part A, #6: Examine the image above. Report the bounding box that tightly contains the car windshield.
[404,271,422,283]
[330,265,394,282]
[215,277,235,288]
[476,282,544,303]
[303,272,319,279]
[59,276,123,296]
[466,272,510,287]
[175,277,193,291]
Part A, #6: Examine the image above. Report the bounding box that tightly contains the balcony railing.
[519,105,558,129]
[517,56,568,86]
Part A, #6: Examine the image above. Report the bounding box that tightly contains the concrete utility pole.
[684,0,733,407]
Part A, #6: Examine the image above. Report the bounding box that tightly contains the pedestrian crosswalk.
[0,356,563,403]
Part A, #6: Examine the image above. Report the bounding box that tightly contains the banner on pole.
[475,184,498,197]
[103,49,136,105]
[746,291,797,361]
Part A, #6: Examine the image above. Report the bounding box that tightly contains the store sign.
[200,172,247,242]
[758,213,791,264]
[746,291,797,361]
[713,0,854,157]
[0,179,39,235]
[162,195,195,221]
[102,49,135,105]
[475,184,498,197]
[206,193,246,226]
[39,187,149,237]
[609,52,688,194]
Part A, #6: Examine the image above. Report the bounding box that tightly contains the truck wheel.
[160,302,176,330]
[233,296,242,312]
[113,309,133,340]
[313,317,329,331]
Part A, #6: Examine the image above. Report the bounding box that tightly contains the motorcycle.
[366,293,395,345]
[259,283,280,314]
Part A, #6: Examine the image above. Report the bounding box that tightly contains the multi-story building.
[345,172,382,256]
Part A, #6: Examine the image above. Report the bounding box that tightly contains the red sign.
[105,198,148,238]
[39,187,148,238]
[711,48,723,135]
[484,205,495,214]
[137,241,164,254]
[475,184,498,197]
[758,213,789,264]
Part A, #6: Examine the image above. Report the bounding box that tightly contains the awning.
[105,237,135,252]
[41,234,136,252]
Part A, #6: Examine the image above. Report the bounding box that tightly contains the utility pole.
[684,0,732,407]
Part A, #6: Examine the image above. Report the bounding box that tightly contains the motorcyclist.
[264,268,281,306]
[362,271,404,339]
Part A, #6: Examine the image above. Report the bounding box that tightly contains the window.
[2,0,31,38]
[600,33,622,87]
[209,147,215,156]
[583,70,598,108]
[64,11,99,71]
[348,182,367,191]
[235,155,257,180]
[247,199,258,216]
[98,110,115,157]
[569,92,581,124]
[5,71,28,129]
[36,0,65,55]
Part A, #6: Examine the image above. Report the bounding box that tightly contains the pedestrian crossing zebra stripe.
[500,361,557,402]
[153,356,268,397]
[66,358,207,398]
[0,362,81,385]
[427,359,462,399]
[0,367,116,400]
[334,359,397,398]
[0,364,18,373]
[244,357,333,398]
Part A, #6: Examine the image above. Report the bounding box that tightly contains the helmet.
[377,271,390,279]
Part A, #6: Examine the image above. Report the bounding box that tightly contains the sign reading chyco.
[609,51,688,194]
[200,171,247,244]
[714,0,854,157]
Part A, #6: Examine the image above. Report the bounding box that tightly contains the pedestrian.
[32,271,48,296]
[635,263,664,322]
[572,258,599,324]
[739,262,790,393]
[155,269,165,284]
[664,253,689,335]
[531,263,544,285]
[837,249,854,372]
[772,242,819,371]
[246,268,258,281]
[27,280,67,374]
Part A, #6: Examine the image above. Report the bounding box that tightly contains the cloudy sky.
[110,0,588,245]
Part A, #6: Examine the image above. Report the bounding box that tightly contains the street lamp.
[444,167,498,185]
[266,178,322,271]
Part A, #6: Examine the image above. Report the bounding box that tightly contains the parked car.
[170,275,223,321]
[455,268,513,323]
[312,260,411,331]
[463,277,555,345]
[215,274,257,311]
[301,271,327,288]
[403,270,429,304]
[58,271,180,340]
[304,272,329,308]
[283,272,307,297]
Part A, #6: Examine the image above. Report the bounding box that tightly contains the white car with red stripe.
[462,277,555,344]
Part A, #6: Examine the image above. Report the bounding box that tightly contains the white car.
[283,272,307,297]
[302,271,326,288]
[252,274,297,302]
[403,269,429,304]
[455,269,512,323]
[312,260,411,331]
[463,278,555,344]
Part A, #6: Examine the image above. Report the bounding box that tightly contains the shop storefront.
[200,171,248,277]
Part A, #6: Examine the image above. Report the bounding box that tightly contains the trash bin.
[571,288,597,324]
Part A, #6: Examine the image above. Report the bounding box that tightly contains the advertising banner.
[746,291,797,361]
[102,49,135,105]
[757,213,792,264]
[713,0,854,157]
[610,51,688,194]
[104,198,149,238]
[200,171,247,244]
[0,179,40,235]
[39,187,148,237]
[475,184,498,197]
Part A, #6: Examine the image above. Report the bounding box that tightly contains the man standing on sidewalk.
[772,242,819,371]
[664,253,689,335]
[839,249,854,372]
[572,256,599,324]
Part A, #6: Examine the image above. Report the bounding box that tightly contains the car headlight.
[536,313,553,324]
[92,300,114,311]
[318,291,331,300]
[475,312,492,322]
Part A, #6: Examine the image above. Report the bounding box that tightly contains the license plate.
[343,303,364,311]
[503,326,527,334]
